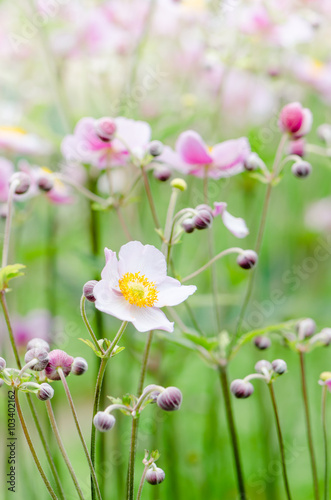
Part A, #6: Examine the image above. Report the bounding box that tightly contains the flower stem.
[141,166,160,229]
[137,330,154,397]
[136,463,149,500]
[58,368,102,500]
[80,295,104,354]
[218,364,246,500]
[268,383,292,500]
[322,385,328,500]
[182,247,244,283]
[0,291,21,368]
[299,351,320,500]
[127,415,140,500]
[15,391,57,500]
[1,179,19,268]
[162,187,179,262]
[46,400,85,500]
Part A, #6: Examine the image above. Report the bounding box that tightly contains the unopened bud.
[319,328,331,346]
[148,140,164,157]
[71,357,88,376]
[193,209,213,230]
[254,336,271,350]
[83,280,98,303]
[37,383,54,401]
[317,124,331,144]
[146,467,165,485]
[255,360,272,374]
[296,318,316,340]
[38,175,54,192]
[25,348,49,371]
[26,338,50,352]
[170,178,187,191]
[93,411,116,432]
[271,359,287,375]
[153,165,171,182]
[0,357,6,371]
[230,379,254,399]
[291,161,312,178]
[157,387,182,411]
[288,139,305,157]
[10,172,30,195]
[182,218,195,233]
[45,349,74,380]
[320,372,331,382]
[244,152,260,171]
[95,118,117,141]
[237,250,258,270]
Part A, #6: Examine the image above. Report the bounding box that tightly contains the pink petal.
[212,201,227,217]
[158,146,190,174]
[118,241,167,284]
[295,108,313,138]
[222,210,249,238]
[156,277,197,307]
[176,131,213,165]
[210,138,250,178]
[114,117,151,156]
[131,307,174,333]
[100,248,120,287]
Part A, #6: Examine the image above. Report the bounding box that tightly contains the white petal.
[94,281,136,322]
[118,241,167,283]
[156,277,197,307]
[100,248,120,287]
[222,210,249,238]
[131,307,174,333]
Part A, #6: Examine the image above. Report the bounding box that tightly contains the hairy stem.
[322,385,328,500]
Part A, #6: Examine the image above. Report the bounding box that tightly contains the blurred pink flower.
[0,158,14,202]
[94,241,196,332]
[305,197,331,233]
[10,310,52,348]
[279,102,312,138]
[0,126,51,155]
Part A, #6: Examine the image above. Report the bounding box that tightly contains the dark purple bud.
[195,204,213,215]
[37,383,54,401]
[25,348,49,371]
[146,467,165,485]
[93,411,116,432]
[230,379,254,399]
[38,175,54,192]
[237,250,258,270]
[26,338,50,352]
[148,140,164,157]
[271,359,287,375]
[153,165,171,182]
[296,318,316,340]
[244,152,260,171]
[95,118,117,141]
[291,161,312,178]
[71,357,88,376]
[254,336,271,350]
[45,349,74,380]
[83,280,98,303]
[255,360,272,374]
[0,357,6,371]
[157,387,182,411]
[182,218,195,234]
[10,172,31,195]
[193,209,213,230]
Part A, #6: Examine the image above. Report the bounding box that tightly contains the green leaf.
[249,173,270,184]
[150,450,160,461]
[0,264,26,291]
[78,338,103,357]
[183,333,219,351]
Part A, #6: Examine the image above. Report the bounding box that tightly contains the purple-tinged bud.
[288,138,305,157]
[45,349,74,380]
[255,360,272,374]
[95,118,117,141]
[195,204,213,215]
[271,359,287,375]
[143,384,162,402]
[319,328,331,346]
[37,383,54,401]
[244,152,260,171]
[157,387,182,411]
[24,348,49,371]
[317,124,331,144]
[146,467,165,485]
[0,357,6,371]
[38,175,54,192]
[296,318,316,340]
[230,379,254,399]
[26,338,50,352]
[237,250,258,270]
[153,165,171,182]
[148,140,164,157]
[254,336,271,350]
[10,172,31,195]
[291,161,312,178]
[279,102,312,139]
[193,209,213,230]
[93,411,116,432]
[71,357,88,376]
[0,379,4,388]
[182,218,195,234]
[83,280,98,303]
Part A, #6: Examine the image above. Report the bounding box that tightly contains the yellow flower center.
[118,272,158,308]
[0,126,27,135]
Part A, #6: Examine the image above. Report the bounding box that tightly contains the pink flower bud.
[10,172,31,195]
[37,383,54,401]
[182,218,195,233]
[237,250,258,270]
[148,140,164,157]
[157,387,182,411]
[83,280,98,303]
[153,165,171,182]
[38,175,54,192]
[230,379,254,399]
[71,357,88,376]
[25,348,49,371]
[95,118,117,141]
[26,338,50,352]
[146,467,165,485]
[255,360,272,374]
[193,209,213,230]
[279,102,312,138]
[93,411,116,432]
[0,357,6,371]
[296,318,316,340]
[291,161,312,178]
[288,138,305,157]
[45,349,74,380]
[271,359,287,375]
[244,152,260,171]
[254,336,271,350]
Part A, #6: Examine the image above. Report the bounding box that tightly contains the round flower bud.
[45,349,74,381]
[296,318,316,340]
[230,379,254,399]
[71,357,88,376]
[0,357,6,371]
[148,140,164,157]
[93,411,116,432]
[254,336,271,350]
[143,384,162,402]
[38,175,54,192]
[95,117,117,141]
[24,348,49,371]
[317,124,331,144]
[319,328,331,346]
[244,152,260,171]
[288,138,305,157]
[193,209,213,230]
[271,359,287,375]
[10,172,31,195]
[291,161,312,178]
[195,204,213,215]
[237,250,258,270]
[170,178,187,191]
[37,383,54,401]
[182,218,195,234]
[157,387,182,411]
[153,165,171,182]
[279,102,312,138]
[83,280,98,303]
[26,338,50,352]
[255,360,272,374]
[320,372,331,382]
[146,467,165,485]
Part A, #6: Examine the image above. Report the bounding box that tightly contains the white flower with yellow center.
[0,126,51,155]
[94,241,197,332]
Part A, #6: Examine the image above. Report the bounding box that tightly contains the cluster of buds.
[254,335,271,350]
[142,450,165,486]
[230,359,287,399]
[282,318,331,352]
[94,385,182,432]
[181,204,216,233]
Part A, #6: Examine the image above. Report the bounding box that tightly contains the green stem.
[0,291,21,368]
[80,295,104,354]
[137,330,154,397]
[218,365,246,500]
[322,385,328,500]
[136,464,148,500]
[127,415,140,500]
[15,391,57,500]
[162,187,179,262]
[299,351,320,500]
[141,166,160,229]
[46,400,85,500]
[268,383,292,500]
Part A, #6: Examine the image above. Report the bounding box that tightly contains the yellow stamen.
[118,272,158,308]
[0,126,27,135]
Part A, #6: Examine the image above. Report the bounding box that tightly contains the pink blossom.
[279,102,312,138]
[0,126,51,155]
[94,241,197,332]
[212,202,249,238]
[45,349,74,380]
[10,310,52,348]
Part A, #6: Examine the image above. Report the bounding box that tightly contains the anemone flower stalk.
[106,167,133,240]
[15,391,57,500]
[322,385,328,500]
[58,368,102,500]
[141,165,160,230]
[1,177,19,268]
